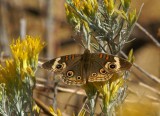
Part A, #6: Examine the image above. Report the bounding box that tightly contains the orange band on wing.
[105,55,109,60]
[99,53,103,58]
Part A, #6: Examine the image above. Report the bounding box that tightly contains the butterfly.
[42,49,132,85]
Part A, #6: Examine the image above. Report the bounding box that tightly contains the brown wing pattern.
[88,60,114,82]
[87,53,132,82]
[42,51,132,85]
[42,54,86,85]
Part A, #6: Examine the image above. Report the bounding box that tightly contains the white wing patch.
[51,58,61,71]
[104,57,120,71]
[114,57,121,69]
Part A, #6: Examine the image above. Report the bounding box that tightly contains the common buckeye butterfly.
[42,49,132,85]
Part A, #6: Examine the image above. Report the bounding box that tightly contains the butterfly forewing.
[42,54,81,71]
[42,54,86,85]
[91,53,132,71]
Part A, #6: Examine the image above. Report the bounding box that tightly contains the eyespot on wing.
[42,58,62,70]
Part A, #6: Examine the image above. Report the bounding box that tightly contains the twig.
[133,63,160,83]
[120,51,160,84]
[34,90,53,100]
[36,82,160,104]
[130,71,160,96]
[33,97,53,116]
[36,83,86,96]
[128,88,160,102]
[20,18,26,39]
[64,88,82,110]
[136,23,160,47]
[139,82,160,96]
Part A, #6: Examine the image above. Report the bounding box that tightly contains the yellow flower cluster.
[72,0,98,17]
[82,0,98,17]
[94,73,125,108]
[0,36,45,91]
[49,106,62,116]
[82,73,126,114]
[0,60,16,84]
[65,0,98,24]
[115,9,137,26]
[10,36,45,71]
[65,3,80,26]
[32,104,41,114]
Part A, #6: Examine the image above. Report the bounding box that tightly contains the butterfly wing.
[42,54,86,85]
[88,60,114,82]
[42,50,132,84]
[61,61,86,85]
[88,53,132,82]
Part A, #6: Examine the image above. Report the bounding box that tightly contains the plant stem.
[89,98,95,116]
[136,23,160,47]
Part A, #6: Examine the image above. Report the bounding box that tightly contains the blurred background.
[0,0,160,115]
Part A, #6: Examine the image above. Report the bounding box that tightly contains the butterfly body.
[42,49,132,85]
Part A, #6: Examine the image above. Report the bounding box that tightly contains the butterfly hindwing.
[61,61,86,85]
[88,60,114,82]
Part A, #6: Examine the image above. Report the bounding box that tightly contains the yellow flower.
[83,21,90,33]
[49,106,62,116]
[0,36,45,93]
[0,35,45,116]
[65,3,80,26]
[0,60,16,83]
[104,0,114,16]
[66,0,98,19]
[87,73,126,113]
[0,83,5,101]
[73,0,83,10]
[10,36,45,71]
[0,59,23,95]
[83,0,98,17]
[32,104,40,113]
[128,9,137,26]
